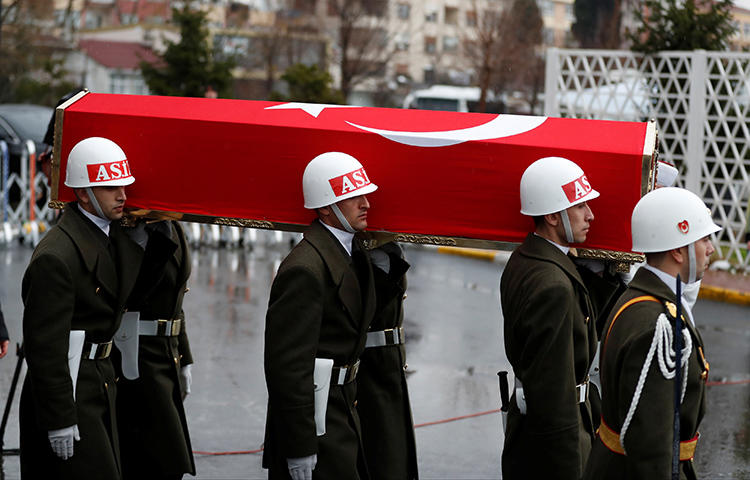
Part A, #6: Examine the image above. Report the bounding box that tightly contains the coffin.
[51,91,657,261]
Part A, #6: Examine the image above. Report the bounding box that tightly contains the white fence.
[545,48,750,268]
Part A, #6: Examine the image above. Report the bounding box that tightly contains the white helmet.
[65,137,135,188]
[520,157,599,216]
[303,152,377,209]
[631,187,720,253]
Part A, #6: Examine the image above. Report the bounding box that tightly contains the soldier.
[263,151,376,479]
[19,137,142,479]
[357,242,418,479]
[584,187,716,480]
[501,156,599,479]
[113,219,195,479]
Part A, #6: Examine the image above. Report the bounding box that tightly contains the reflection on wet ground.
[0,240,749,478]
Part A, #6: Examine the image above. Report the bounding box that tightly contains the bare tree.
[462,1,505,112]
[493,0,544,114]
[324,0,392,100]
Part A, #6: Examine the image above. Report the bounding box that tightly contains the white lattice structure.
[545,48,750,267]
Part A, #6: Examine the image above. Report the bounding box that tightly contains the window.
[425,9,438,22]
[543,27,555,46]
[423,66,435,84]
[745,23,750,38]
[443,36,458,52]
[466,10,477,27]
[395,33,410,51]
[444,6,458,25]
[424,36,437,53]
[397,3,410,19]
[110,73,149,95]
[539,0,553,17]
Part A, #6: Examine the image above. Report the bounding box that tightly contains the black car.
[0,104,54,161]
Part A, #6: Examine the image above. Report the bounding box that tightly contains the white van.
[402,85,503,113]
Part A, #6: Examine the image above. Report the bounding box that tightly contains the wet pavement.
[0,238,749,479]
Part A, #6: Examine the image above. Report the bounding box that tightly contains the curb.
[431,245,750,306]
[434,246,511,264]
[697,284,750,306]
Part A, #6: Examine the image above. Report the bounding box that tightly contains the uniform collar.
[320,221,354,256]
[534,232,570,255]
[78,203,111,236]
[639,264,695,326]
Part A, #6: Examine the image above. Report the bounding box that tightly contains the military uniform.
[500,233,597,479]
[583,267,707,480]
[20,203,142,479]
[357,242,418,479]
[114,220,195,479]
[263,219,375,479]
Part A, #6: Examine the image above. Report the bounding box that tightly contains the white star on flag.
[264,102,361,118]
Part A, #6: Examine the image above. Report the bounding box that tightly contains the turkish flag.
[53,93,654,253]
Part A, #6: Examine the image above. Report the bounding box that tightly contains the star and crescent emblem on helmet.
[677,220,690,234]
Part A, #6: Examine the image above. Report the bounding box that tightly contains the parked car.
[0,104,54,164]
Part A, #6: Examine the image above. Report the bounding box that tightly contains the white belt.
[515,377,589,414]
[365,327,404,348]
[139,319,182,337]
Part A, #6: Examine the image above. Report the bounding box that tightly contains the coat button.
[185,287,190,293]
[95,287,100,294]
[104,382,109,389]
[353,400,358,407]
[403,293,408,300]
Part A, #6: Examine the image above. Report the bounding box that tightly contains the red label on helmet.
[561,174,593,203]
[678,220,689,234]
[87,160,132,183]
[328,168,371,197]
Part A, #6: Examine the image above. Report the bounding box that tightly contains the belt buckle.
[348,360,360,382]
[156,319,169,336]
[170,319,181,336]
[100,341,112,358]
[383,328,395,345]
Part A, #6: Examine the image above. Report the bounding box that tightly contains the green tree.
[270,63,344,104]
[572,0,621,48]
[141,5,234,97]
[628,0,736,53]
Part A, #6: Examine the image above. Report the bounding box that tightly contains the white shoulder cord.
[619,313,692,452]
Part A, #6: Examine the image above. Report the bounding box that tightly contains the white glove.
[180,364,192,399]
[287,454,317,480]
[48,424,80,460]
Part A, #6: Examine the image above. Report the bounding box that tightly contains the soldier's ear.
[74,188,89,205]
[668,246,686,265]
[543,212,560,227]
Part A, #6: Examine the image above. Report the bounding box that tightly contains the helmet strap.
[560,209,575,244]
[687,242,697,284]
[85,187,107,220]
[331,203,356,233]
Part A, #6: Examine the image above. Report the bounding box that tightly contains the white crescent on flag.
[346,114,548,147]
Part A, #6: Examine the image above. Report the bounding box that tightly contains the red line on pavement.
[707,378,750,387]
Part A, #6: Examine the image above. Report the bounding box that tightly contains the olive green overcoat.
[357,242,418,480]
[114,220,195,478]
[500,233,597,479]
[20,203,142,479]
[583,267,707,480]
[263,220,376,479]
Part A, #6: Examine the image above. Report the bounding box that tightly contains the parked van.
[402,85,504,113]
